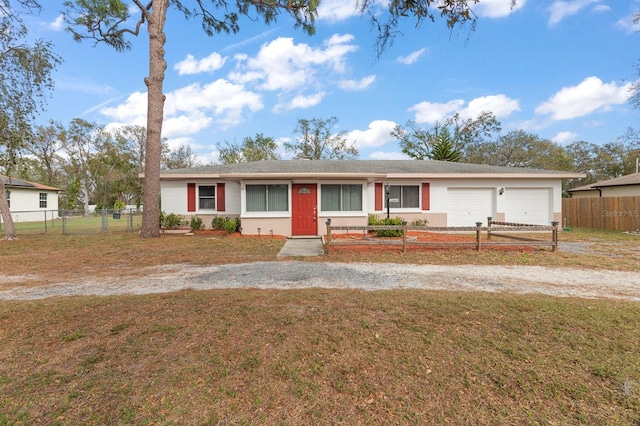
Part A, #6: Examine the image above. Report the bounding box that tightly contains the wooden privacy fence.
[324,218,559,253]
[562,196,640,232]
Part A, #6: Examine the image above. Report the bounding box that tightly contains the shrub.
[211,216,226,230]
[189,215,204,231]
[211,216,241,233]
[223,217,241,234]
[409,218,429,227]
[159,211,183,229]
[368,214,404,237]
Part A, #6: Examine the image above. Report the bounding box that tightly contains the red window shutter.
[187,183,196,212]
[375,183,383,211]
[421,183,430,211]
[217,183,226,212]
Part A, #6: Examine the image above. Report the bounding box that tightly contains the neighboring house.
[158,160,584,236]
[567,173,640,198]
[1,175,60,222]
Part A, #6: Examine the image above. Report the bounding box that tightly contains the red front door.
[292,184,317,236]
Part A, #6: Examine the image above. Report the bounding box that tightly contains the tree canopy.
[285,117,358,160]
[393,111,500,161]
[0,0,61,239]
[219,134,280,164]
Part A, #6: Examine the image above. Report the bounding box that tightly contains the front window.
[321,184,362,211]
[39,192,47,209]
[5,190,9,208]
[199,186,216,209]
[246,184,288,212]
[387,185,419,208]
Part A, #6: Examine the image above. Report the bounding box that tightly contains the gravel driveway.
[2,261,639,302]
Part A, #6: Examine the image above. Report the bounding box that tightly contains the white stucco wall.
[161,180,241,216]
[160,177,565,235]
[5,188,59,222]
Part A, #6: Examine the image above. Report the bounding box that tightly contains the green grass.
[0,227,639,424]
[3,213,143,235]
[0,290,639,424]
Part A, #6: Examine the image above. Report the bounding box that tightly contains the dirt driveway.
[1,256,639,302]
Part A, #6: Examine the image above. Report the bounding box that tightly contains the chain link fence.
[0,209,143,235]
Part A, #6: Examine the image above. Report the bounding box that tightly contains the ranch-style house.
[158,160,584,236]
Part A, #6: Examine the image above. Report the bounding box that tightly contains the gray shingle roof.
[1,175,60,191]
[568,173,640,192]
[159,160,582,177]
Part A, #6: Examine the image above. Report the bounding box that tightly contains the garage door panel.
[447,188,494,227]
[503,188,550,225]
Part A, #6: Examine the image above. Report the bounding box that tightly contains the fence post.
[62,211,67,235]
[551,221,559,252]
[402,220,407,253]
[487,216,492,240]
[325,219,332,254]
[476,222,483,252]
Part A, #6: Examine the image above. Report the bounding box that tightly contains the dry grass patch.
[1,290,639,424]
[1,227,639,286]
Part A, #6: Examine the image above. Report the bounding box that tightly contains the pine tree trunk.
[0,179,17,240]
[139,0,168,238]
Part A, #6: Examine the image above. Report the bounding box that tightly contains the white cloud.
[47,15,65,31]
[162,113,213,138]
[316,0,386,22]
[459,95,521,120]
[316,0,360,22]
[475,0,527,18]
[164,137,197,152]
[201,148,222,165]
[397,48,428,65]
[230,35,358,92]
[552,131,579,144]
[548,0,601,26]
[346,120,398,148]
[368,150,410,160]
[409,99,465,124]
[338,75,376,91]
[535,76,634,121]
[592,4,610,13]
[275,92,326,112]
[409,95,519,125]
[174,52,227,75]
[101,79,263,137]
[616,12,640,34]
[101,91,148,124]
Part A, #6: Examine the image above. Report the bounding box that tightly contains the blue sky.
[28,0,640,163]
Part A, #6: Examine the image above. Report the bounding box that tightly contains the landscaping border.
[324,218,559,253]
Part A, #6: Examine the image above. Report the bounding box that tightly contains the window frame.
[198,185,216,210]
[245,183,289,214]
[386,184,420,209]
[320,183,363,213]
[39,192,47,209]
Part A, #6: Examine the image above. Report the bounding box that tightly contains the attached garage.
[446,188,495,227]
[157,160,584,235]
[503,188,551,225]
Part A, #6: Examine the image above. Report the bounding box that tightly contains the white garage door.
[447,188,495,227]
[503,188,551,225]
